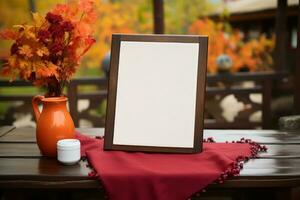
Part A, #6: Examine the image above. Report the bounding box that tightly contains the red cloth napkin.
[77,133,265,200]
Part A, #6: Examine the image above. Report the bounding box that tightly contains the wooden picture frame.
[104,34,208,153]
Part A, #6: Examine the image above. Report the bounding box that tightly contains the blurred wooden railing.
[205,72,281,129]
[0,71,288,129]
[67,77,108,127]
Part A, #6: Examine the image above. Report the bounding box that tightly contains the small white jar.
[57,139,81,165]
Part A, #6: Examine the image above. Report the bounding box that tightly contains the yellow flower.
[18,45,33,58]
[25,30,36,39]
[19,59,30,69]
[8,55,17,67]
[36,46,49,57]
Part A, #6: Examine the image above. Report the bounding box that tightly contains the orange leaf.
[36,47,50,57]
[18,45,33,58]
[0,29,18,40]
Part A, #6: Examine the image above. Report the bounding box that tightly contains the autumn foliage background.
[0,0,278,125]
[189,18,275,73]
[0,0,274,77]
[0,0,155,75]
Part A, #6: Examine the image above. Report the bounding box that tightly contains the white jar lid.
[57,139,80,150]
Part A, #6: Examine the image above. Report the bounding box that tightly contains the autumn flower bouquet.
[0,0,96,97]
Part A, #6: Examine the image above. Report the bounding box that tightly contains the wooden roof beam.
[295,0,300,114]
[153,0,164,34]
[274,0,287,71]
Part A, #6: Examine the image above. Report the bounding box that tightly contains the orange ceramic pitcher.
[32,95,75,157]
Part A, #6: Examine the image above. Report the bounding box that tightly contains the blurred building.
[210,0,299,70]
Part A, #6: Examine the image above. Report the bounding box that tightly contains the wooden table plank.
[1,143,300,159]
[0,158,299,189]
[1,127,300,144]
[259,145,300,158]
[0,126,15,137]
[0,158,299,176]
[0,158,91,179]
[0,143,41,157]
[1,128,300,160]
[0,127,103,143]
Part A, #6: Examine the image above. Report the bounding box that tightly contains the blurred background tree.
[82,0,152,71]
[189,18,275,73]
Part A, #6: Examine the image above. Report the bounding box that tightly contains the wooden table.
[0,126,300,200]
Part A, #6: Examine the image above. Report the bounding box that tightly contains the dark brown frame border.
[104,34,208,153]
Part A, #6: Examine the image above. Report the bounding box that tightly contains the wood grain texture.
[0,126,15,137]
[2,127,300,144]
[0,158,91,179]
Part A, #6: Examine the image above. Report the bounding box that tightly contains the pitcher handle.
[32,95,44,122]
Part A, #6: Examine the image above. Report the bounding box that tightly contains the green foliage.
[75,67,104,78]
[164,0,216,34]
[0,0,31,27]
[0,102,10,116]
[0,86,41,95]
[35,0,64,14]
